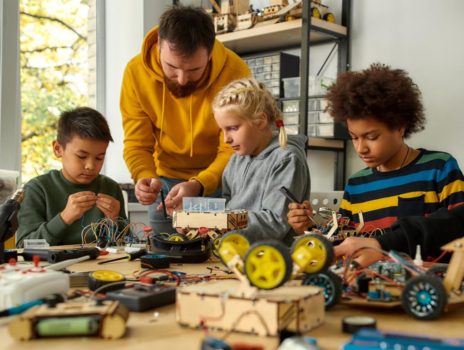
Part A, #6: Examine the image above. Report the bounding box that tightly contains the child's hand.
[334,237,383,267]
[60,191,97,224]
[287,200,313,234]
[96,193,121,220]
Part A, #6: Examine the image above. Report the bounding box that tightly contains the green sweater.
[16,170,127,247]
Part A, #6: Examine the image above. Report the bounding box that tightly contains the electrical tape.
[342,316,377,334]
[140,254,170,269]
[88,270,125,292]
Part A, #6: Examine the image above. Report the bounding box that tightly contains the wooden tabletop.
[1,252,464,349]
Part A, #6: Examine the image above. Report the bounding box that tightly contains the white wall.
[346,0,464,178]
[103,0,171,183]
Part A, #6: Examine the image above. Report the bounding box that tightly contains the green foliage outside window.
[20,0,89,183]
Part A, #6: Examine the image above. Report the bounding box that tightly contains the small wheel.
[401,275,447,320]
[303,270,342,310]
[244,240,292,290]
[311,6,321,19]
[168,233,186,242]
[218,232,250,267]
[291,234,334,274]
[211,236,222,258]
[323,12,336,23]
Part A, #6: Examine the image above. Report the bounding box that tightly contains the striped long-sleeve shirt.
[339,149,464,233]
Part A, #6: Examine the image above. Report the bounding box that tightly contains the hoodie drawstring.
[160,83,166,142]
[189,95,193,157]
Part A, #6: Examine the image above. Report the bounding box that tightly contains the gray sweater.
[222,134,310,245]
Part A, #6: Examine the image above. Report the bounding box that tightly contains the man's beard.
[164,77,200,98]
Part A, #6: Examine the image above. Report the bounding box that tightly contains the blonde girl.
[213,78,310,244]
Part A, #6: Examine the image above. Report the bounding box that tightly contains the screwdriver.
[97,249,147,265]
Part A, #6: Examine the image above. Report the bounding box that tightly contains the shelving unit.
[217,17,347,54]
[217,0,351,190]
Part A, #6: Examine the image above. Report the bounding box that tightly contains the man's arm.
[120,65,157,182]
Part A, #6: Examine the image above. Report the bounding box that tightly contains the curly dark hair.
[325,63,426,138]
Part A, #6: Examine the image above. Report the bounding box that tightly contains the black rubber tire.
[401,274,447,320]
[303,270,342,309]
[244,240,292,290]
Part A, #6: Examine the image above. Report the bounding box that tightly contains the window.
[20,0,94,182]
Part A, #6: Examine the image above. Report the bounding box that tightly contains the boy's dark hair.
[57,107,113,146]
[325,63,426,138]
[158,5,215,55]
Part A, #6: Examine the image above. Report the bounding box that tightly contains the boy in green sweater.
[16,107,127,247]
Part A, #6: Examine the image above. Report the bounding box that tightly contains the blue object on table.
[343,328,464,350]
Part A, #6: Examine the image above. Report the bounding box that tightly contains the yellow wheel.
[212,236,222,258]
[168,233,186,242]
[244,240,292,289]
[218,232,250,265]
[311,7,321,19]
[323,12,336,23]
[291,234,333,274]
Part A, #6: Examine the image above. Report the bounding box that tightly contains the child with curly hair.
[287,64,464,264]
[213,78,310,245]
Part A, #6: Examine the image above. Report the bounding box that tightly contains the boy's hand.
[334,237,383,267]
[158,180,202,214]
[287,200,313,234]
[135,178,162,205]
[96,193,121,220]
[60,191,97,224]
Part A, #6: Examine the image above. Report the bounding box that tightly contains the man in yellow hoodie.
[120,5,250,234]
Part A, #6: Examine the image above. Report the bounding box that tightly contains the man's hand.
[135,178,162,205]
[334,237,384,267]
[159,180,203,214]
[96,193,121,220]
[287,200,314,234]
[60,191,97,224]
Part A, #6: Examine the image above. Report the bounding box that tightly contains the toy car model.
[170,197,248,257]
[304,237,464,320]
[218,232,333,290]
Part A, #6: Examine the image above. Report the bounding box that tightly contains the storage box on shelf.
[243,52,299,97]
[281,97,349,140]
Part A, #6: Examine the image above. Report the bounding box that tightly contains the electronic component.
[0,260,69,310]
[342,328,464,349]
[8,300,129,340]
[21,247,100,263]
[150,235,211,263]
[97,249,147,265]
[106,284,176,311]
[140,254,170,269]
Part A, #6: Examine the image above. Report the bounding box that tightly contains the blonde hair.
[213,78,287,148]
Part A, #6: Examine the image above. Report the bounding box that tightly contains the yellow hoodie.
[120,27,250,195]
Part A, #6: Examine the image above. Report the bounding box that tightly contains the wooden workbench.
[1,254,464,349]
